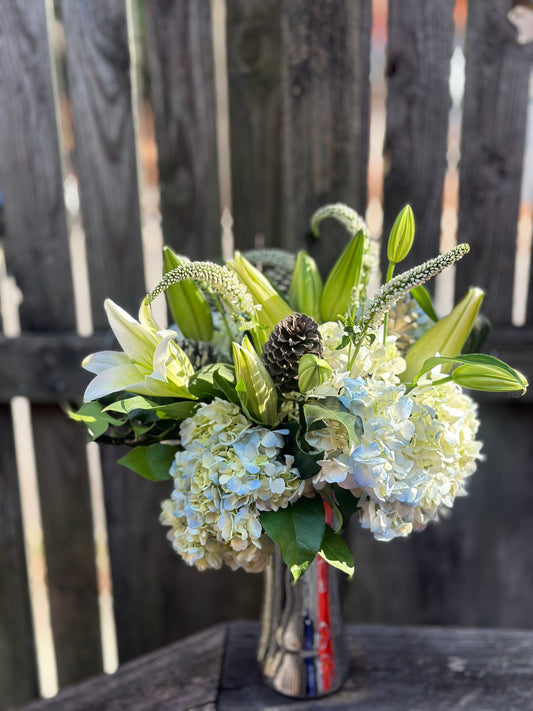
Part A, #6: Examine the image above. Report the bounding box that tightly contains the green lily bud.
[387,205,415,264]
[162,247,213,341]
[227,252,292,335]
[451,362,528,393]
[232,336,278,426]
[402,287,485,383]
[288,251,323,321]
[298,353,333,393]
[320,230,365,322]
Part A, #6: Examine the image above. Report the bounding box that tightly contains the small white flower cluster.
[309,331,483,541]
[146,260,256,322]
[160,398,303,572]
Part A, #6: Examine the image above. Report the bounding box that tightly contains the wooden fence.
[0,0,532,708]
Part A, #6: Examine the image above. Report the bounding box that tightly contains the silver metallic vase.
[258,549,349,698]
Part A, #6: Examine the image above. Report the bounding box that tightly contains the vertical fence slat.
[58,0,176,665]
[146,0,221,260]
[32,406,103,686]
[383,0,455,270]
[227,0,371,270]
[0,0,103,689]
[283,0,372,274]
[226,0,284,250]
[0,405,39,709]
[457,0,533,322]
[61,0,145,328]
[0,1,75,330]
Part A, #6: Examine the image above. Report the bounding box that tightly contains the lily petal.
[104,299,155,367]
[83,363,147,401]
[82,350,130,374]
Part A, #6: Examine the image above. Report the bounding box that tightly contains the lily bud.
[232,336,278,426]
[387,205,415,264]
[227,252,292,335]
[298,353,333,393]
[402,287,485,383]
[162,247,213,341]
[320,230,365,322]
[451,362,528,393]
[288,251,323,321]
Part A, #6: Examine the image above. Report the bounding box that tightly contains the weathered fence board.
[0,0,104,695]
[0,1,75,330]
[227,0,371,271]
[0,405,39,709]
[146,0,221,259]
[61,0,146,327]
[226,0,285,251]
[32,406,103,687]
[457,0,533,323]
[284,0,372,275]
[383,0,455,269]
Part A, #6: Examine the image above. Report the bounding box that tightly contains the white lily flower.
[82,299,195,401]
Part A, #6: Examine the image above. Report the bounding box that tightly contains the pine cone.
[261,313,323,392]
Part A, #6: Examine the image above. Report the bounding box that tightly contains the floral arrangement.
[72,204,527,580]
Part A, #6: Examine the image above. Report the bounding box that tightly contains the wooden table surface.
[20,621,533,710]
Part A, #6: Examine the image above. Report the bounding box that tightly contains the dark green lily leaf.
[319,525,354,578]
[260,496,326,581]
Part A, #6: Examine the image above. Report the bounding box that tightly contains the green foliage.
[319,526,354,578]
[118,443,177,481]
[260,497,326,581]
[410,285,439,322]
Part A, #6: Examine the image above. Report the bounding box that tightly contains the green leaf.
[332,485,360,528]
[118,443,177,481]
[304,397,361,448]
[283,421,323,480]
[319,525,354,579]
[67,401,125,440]
[410,285,439,322]
[188,362,236,400]
[104,395,197,421]
[260,497,326,581]
[413,353,525,386]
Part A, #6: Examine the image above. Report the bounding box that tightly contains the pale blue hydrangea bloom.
[309,335,483,541]
[160,398,303,572]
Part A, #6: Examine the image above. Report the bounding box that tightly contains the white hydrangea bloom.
[309,334,483,541]
[160,398,303,572]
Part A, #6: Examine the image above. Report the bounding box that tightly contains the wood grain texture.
[343,396,533,629]
[382,0,455,271]
[60,0,145,328]
[0,0,75,331]
[227,0,371,272]
[146,0,221,260]
[226,0,284,250]
[283,0,372,276]
[100,445,262,664]
[0,405,39,710]
[219,622,533,710]
[32,405,103,687]
[19,622,533,710]
[457,0,533,323]
[19,624,226,711]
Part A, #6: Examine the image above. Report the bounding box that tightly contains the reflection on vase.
[258,548,349,698]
